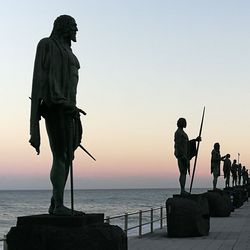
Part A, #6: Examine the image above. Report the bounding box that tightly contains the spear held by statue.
[189,107,205,193]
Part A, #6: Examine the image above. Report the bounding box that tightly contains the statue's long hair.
[50,15,75,39]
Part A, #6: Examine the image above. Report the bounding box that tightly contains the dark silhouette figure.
[246,169,249,185]
[210,143,226,189]
[222,154,231,188]
[174,118,200,195]
[231,159,238,187]
[29,15,85,215]
[237,163,242,185]
[242,166,247,185]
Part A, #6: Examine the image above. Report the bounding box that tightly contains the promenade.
[129,201,250,250]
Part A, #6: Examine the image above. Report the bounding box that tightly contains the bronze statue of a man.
[174,118,200,195]
[222,154,231,188]
[231,159,238,187]
[210,143,226,189]
[29,15,85,215]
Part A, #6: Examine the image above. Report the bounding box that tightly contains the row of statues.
[223,158,248,187]
[174,118,249,194]
[29,15,248,214]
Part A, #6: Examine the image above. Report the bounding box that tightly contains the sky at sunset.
[0,0,250,189]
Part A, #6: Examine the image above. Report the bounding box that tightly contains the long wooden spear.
[189,107,205,193]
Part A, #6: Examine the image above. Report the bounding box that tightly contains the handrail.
[0,235,7,250]
[105,206,167,236]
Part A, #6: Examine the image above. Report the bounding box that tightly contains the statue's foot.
[180,190,190,196]
[52,205,85,216]
[48,197,55,214]
[48,204,54,215]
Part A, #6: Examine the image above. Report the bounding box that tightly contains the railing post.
[150,208,153,233]
[139,210,142,237]
[3,234,7,250]
[105,216,110,224]
[160,206,163,229]
[124,213,128,235]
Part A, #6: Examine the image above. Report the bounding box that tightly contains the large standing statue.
[231,159,238,186]
[237,163,242,185]
[210,143,226,189]
[29,15,85,215]
[222,154,231,188]
[174,118,200,195]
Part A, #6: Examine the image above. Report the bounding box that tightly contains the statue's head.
[214,142,220,151]
[177,118,187,128]
[51,15,78,43]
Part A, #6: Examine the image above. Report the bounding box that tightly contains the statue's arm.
[174,131,185,158]
[29,38,50,154]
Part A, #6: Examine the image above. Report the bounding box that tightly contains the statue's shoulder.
[37,37,56,49]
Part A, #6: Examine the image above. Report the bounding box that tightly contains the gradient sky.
[0,0,250,189]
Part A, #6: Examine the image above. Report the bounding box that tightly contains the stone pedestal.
[6,214,127,250]
[166,194,210,237]
[205,189,231,217]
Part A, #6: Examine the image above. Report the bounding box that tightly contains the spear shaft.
[189,107,205,193]
[79,144,96,161]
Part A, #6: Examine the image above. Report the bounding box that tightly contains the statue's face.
[68,19,78,42]
[183,120,187,128]
[177,118,186,128]
[214,143,220,151]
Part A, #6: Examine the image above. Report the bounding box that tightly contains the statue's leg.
[50,153,68,208]
[179,173,186,192]
[63,158,70,189]
[213,174,217,189]
[45,107,70,214]
[178,158,188,194]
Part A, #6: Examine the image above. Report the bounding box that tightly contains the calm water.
[0,188,207,248]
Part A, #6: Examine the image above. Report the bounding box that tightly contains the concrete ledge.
[17,213,104,227]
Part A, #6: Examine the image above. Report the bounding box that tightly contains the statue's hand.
[196,136,202,142]
[62,103,86,118]
[78,108,86,115]
[65,106,79,117]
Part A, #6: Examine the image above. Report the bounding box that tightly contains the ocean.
[0,188,207,248]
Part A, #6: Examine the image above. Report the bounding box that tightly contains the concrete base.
[166,194,210,237]
[6,214,127,250]
[205,189,231,217]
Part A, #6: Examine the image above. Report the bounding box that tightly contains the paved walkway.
[129,201,250,250]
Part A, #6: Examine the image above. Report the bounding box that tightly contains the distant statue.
[210,143,226,189]
[29,15,85,215]
[246,169,249,185]
[231,159,237,187]
[222,154,231,188]
[242,166,247,185]
[174,118,201,195]
[237,163,242,185]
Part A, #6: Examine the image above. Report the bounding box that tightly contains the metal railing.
[0,235,7,250]
[105,206,167,236]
